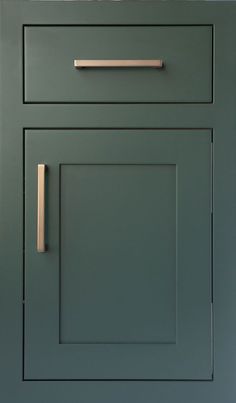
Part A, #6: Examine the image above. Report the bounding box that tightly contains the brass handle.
[37,164,46,253]
[74,59,163,69]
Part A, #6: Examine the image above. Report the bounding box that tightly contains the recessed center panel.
[60,164,176,344]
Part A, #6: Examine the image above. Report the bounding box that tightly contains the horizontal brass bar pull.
[74,59,164,69]
[37,164,46,253]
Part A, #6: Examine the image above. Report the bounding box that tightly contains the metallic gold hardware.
[37,164,46,253]
[74,59,163,69]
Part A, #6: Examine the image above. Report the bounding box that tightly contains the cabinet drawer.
[24,25,213,103]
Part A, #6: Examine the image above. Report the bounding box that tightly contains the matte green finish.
[24,26,212,103]
[60,165,177,345]
[25,129,212,380]
[1,1,236,402]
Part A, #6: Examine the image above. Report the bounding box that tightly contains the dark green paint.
[24,129,212,380]
[24,26,212,103]
[1,1,236,402]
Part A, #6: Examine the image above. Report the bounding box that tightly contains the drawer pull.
[37,164,46,253]
[74,59,164,69]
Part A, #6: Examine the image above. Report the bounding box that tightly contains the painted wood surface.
[1,1,236,402]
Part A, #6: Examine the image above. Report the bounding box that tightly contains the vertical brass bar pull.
[37,164,46,253]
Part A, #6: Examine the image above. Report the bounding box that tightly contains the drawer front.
[24,25,212,103]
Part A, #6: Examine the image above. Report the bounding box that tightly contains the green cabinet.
[1,1,236,402]
[25,129,212,380]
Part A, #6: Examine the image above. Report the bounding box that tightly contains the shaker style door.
[24,129,212,380]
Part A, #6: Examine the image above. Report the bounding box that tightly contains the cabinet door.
[24,129,212,380]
